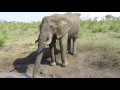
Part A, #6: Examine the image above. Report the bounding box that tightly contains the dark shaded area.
[12,48,60,73]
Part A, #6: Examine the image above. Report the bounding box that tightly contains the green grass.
[0,22,40,48]
[0,19,120,52]
[78,30,120,51]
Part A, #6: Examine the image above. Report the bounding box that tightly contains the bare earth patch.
[0,47,120,78]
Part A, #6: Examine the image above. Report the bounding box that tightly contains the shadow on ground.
[12,48,60,73]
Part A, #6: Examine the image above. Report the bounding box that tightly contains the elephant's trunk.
[32,32,47,78]
[32,31,52,78]
[32,42,45,78]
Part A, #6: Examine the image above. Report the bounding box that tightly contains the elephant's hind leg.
[72,37,78,55]
[67,39,71,54]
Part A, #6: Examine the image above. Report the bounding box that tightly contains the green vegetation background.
[0,14,120,51]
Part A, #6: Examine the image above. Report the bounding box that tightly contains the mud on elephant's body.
[33,12,80,78]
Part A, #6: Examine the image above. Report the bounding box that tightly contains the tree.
[93,17,98,21]
[105,14,114,20]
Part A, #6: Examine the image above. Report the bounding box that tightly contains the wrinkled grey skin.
[33,12,80,78]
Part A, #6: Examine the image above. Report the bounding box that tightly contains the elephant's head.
[40,15,72,43]
[32,14,72,78]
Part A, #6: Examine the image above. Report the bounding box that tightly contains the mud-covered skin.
[33,12,80,78]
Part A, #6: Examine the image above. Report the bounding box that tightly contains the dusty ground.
[0,46,120,78]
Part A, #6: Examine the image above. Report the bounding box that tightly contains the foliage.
[0,14,120,51]
[0,21,40,48]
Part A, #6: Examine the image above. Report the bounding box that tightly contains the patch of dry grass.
[78,31,120,51]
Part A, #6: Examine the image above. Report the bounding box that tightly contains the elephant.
[32,12,80,78]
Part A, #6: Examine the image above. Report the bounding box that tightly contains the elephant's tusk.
[43,37,52,45]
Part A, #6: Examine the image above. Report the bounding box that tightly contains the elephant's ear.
[56,17,71,38]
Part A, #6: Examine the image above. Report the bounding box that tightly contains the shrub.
[93,23,109,33]
[0,35,8,47]
[0,39,4,47]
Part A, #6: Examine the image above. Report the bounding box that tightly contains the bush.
[0,35,8,47]
[0,39,4,47]
[92,23,109,33]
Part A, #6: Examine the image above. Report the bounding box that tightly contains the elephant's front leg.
[49,37,56,66]
[60,33,68,67]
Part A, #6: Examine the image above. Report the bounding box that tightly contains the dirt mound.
[0,48,120,78]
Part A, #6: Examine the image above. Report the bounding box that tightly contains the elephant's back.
[64,12,80,21]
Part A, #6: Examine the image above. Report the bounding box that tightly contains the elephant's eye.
[50,26,54,29]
